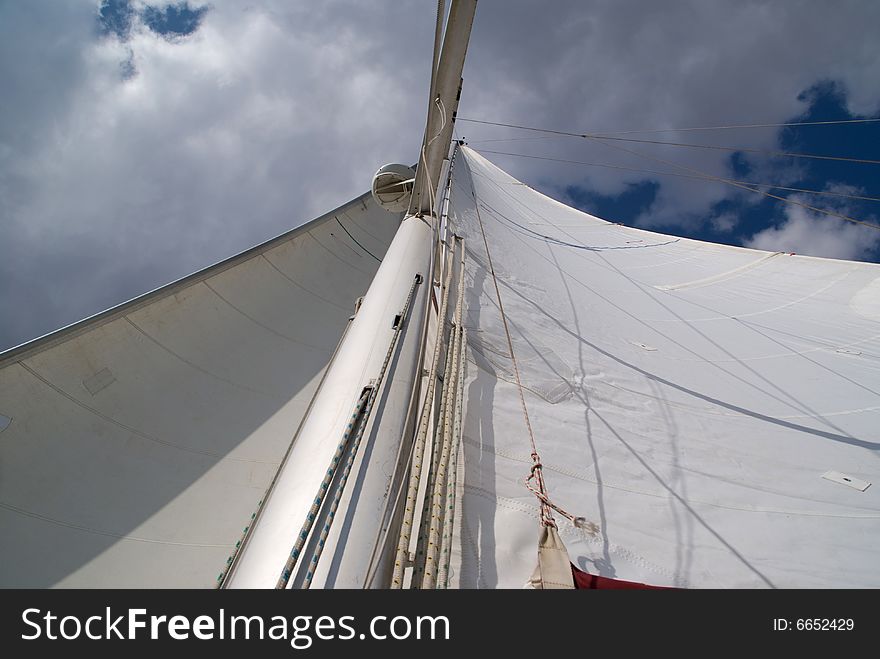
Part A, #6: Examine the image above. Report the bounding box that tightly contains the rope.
[216,499,262,587]
[360,146,460,589]
[218,312,357,588]
[276,391,369,588]
[428,1,445,113]
[360,408,422,588]
[437,325,466,589]
[421,240,465,588]
[298,389,369,588]
[390,251,455,588]
[407,0,445,218]
[411,241,457,585]
[411,294,456,587]
[593,136,880,166]
[588,117,880,136]
[415,96,449,218]
[474,149,880,203]
[462,116,880,136]
[470,189,554,527]
[276,274,421,589]
[469,166,594,531]
[459,118,880,163]
[301,273,422,588]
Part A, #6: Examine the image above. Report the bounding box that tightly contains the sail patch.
[630,341,657,351]
[82,367,116,396]
[822,471,871,492]
[655,252,781,291]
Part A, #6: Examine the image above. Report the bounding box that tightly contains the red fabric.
[571,564,674,590]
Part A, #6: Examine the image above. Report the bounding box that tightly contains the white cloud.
[464,0,880,228]
[0,1,432,348]
[710,212,738,233]
[2,1,880,349]
[745,193,880,261]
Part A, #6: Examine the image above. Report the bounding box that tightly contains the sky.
[1,0,879,352]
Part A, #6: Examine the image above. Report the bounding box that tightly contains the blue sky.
[1,1,879,352]
[100,0,207,40]
[556,82,880,261]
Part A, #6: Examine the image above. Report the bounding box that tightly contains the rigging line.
[461,117,592,138]
[474,149,880,203]
[590,118,880,136]
[277,273,422,590]
[276,390,370,589]
[390,246,456,588]
[469,175,589,531]
[429,1,445,102]
[363,145,460,590]
[411,290,457,588]
[301,273,423,589]
[469,135,564,145]
[428,97,448,148]
[361,185,445,588]
[417,91,449,217]
[421,240,466,589]
[578,136,880,231]
[218,314,356,588]
[438,326,465,589]
[471,189,552,527]
[417,139,438,219]
[593,135,880,165]
[407,1,445,218]
[335,218,381,262]
[413,0,444,213]
[361,160,456,589]
[301,391,372,589]
[460,116,880,136]
[458,118,880,165]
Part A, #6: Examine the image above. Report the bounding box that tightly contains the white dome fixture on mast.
[371,163,416,213]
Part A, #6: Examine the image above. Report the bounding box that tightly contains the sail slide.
[447,146,880,588]
[0,192,401,587]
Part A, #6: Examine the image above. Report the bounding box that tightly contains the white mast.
[225,0,478,588]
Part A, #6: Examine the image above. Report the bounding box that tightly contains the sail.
[3,0,877,590]
[447,146,880,588]
[0,192,401,587]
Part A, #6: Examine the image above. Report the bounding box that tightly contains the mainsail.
[0,194,401,587]
[1,0,877,589]
[446,146,879,588]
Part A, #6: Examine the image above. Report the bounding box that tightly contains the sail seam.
[16,361,278,464]
[259,253,353,313]
[203,280,330,351]
[0,501,237,547]
[335,217,382,263]
[124,315,279,398]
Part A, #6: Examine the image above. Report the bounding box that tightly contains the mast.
[224,0,478,588]
[410,1,478,217]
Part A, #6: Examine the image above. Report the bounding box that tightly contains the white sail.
[2,0,876,590]
[446,146,880,588]
[0,193,401,587]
